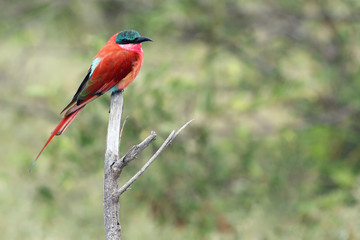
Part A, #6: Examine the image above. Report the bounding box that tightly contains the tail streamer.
[29,107,84,172]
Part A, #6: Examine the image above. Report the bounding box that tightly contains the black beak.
[134,36,153,43]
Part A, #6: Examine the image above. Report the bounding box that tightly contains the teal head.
[115,30,152,44]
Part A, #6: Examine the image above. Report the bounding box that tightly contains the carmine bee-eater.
[31,30,152,171]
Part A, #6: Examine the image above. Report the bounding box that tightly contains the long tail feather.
[29,107,85,172]
[57,106,84,135]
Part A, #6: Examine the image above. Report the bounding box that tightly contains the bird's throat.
[118,43,143,53]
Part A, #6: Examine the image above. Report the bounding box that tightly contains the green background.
[1,0,360,239]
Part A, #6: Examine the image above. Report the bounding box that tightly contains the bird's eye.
[120,39,132,44]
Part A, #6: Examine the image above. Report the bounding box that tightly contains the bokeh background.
[1,0,360,239]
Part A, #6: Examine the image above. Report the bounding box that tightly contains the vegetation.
[1,0,360,239]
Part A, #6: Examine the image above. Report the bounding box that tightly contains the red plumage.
[31,31,151,172]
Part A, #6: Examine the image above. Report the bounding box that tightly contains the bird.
[30,30,152,172]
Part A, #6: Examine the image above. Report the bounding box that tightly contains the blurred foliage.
[1,0,360,239]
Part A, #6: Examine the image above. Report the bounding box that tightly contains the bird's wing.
[78,50,139,102]
[61,49,139,116]
[60,68,91,114]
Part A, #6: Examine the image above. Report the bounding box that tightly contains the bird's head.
[115,30,152,44]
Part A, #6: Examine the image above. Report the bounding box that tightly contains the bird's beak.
[134,36,153,43]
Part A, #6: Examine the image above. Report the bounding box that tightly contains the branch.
[103,90,124,240]
[111,131,157,172]
[115,130,174,196]
[103,89,193,240]
[119,116,128,142]
[116,119,193,196]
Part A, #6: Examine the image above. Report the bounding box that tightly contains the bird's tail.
[29,106,85,172]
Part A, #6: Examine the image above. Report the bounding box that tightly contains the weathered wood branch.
[103,90,192,240]
[104,90,124,240]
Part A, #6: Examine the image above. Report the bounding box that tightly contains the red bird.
[31,30,152,171]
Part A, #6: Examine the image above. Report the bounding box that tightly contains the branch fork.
[103,90,192,240]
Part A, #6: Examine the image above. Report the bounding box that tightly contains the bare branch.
[175,119,194,137]
[111,131,157,172]
[119,116,128,141]
[117,130,176,196]
[103,90,192,240]
[104,89,124,240]
[116,119,193,197]
[121,131,157,164]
